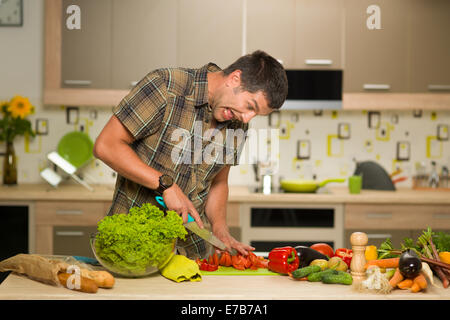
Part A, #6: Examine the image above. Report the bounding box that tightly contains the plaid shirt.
[107,63,248,259]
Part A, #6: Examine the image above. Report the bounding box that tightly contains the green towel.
[160,255,202,283]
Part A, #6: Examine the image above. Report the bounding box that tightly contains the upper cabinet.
[409,0,450,93]
[46,0,450,109]
[247,0,343,70]
[110,0,177,90]
[61,0,112,89]
[343,0,410,93]
[294,0,344,70]
[246,0,296,68]
[177,0,243,70]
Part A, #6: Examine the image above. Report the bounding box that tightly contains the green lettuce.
[95,203,187,275]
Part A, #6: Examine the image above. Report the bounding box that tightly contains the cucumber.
[307,268,339,282]
[291,265,321,278]
[321,271,353,285]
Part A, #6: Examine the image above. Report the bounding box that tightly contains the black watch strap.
[156,174,174,195]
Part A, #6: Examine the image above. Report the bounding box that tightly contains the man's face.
[210,71,273,124]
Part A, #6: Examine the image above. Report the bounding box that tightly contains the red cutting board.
[200,266,280,276]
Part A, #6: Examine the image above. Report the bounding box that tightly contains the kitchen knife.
[155,196,229,251]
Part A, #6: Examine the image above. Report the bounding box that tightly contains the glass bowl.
[90,233,176,278]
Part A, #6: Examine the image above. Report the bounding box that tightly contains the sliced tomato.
[208,253,219,266]
[231,254,246,270]
[219,251,232,267]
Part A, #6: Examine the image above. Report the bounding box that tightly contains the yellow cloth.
[160,255,202,283]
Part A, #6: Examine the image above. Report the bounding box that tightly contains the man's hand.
[162,184,204,229]
[212,224,255,256]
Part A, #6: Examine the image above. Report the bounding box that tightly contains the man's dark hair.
[222,50,288,110]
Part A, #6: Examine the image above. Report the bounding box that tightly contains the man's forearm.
[204,179,229,231]
[94,136,161,190]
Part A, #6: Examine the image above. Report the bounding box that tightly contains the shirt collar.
[194,63,221,107]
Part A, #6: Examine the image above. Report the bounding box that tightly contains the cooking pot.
[280,178,345,193]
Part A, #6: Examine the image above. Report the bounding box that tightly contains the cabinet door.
[294,0,344,69]
[61,0,112,89]
[177,0,243,69]
[343,0,409,92]
[110,0,177,89]
[409,0,450,93]
[246,0,295,68]
[53,226,98,258]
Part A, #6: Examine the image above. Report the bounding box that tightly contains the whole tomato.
[310,243,334,258]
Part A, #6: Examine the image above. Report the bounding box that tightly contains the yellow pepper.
[365,245,378,261]
[439,252,450,264]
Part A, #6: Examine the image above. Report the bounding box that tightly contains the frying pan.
[280,178,346,193]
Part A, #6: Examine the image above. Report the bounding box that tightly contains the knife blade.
[155,196,230,251]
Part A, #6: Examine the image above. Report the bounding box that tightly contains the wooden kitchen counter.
[1,183,450,205]
[0,272,449,300]
[228,186,450,205]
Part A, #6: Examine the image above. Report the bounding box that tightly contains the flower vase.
[3,141,17,185]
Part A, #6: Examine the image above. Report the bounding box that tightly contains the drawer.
[345,229,411,249]
[345,204,450,230]
[35,201,109,226]
[53,226,98,258]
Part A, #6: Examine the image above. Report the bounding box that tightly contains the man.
[93,50,288,259]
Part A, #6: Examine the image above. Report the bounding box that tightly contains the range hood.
[281,70,342,110]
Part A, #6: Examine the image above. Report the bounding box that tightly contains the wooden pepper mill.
[350,232,368,283]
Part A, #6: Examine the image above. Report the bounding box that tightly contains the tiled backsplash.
[2,106,449,189]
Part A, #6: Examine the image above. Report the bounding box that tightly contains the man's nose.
[242,111,256,124]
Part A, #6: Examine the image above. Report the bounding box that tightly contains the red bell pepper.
[334,248,353,268]
[268,246,299,274]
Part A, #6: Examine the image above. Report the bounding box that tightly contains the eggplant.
[399,249,422,279]
[294,246,329,268]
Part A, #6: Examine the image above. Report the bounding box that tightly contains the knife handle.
[156,196,195,223]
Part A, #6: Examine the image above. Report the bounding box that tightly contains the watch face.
[160,174,173,187]
[0,0,23,27]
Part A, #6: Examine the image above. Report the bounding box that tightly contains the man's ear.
[227,70,242,88]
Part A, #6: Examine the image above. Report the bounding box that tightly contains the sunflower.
[8,95,34,119]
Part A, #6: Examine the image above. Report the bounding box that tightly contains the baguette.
[84,270,115,288]
[58,272,98,293]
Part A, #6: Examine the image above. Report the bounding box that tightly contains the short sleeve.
[113,71,167,140]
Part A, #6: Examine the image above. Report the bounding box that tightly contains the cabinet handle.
[363,84,391,91]
[63,80,92,86]
[55,231,84,237]
[366,212,392,219]
[428,85,450,92]
[305,59,332,66]
[433,213,450,219]
[56,209,83,215]
[366,233,392,239]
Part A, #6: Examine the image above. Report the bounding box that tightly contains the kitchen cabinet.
[110,0,177,90]
[294,0,344,69]
[409,0,450,93]
[61,0,112,89]
[35,201,111,255]
[176,0,243,69]
[247,0,343,70]
[343,0,409,93]
[246,0,296,68]
[344,203,450,247]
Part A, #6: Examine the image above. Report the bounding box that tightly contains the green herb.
[95,203,187,274]
[377,238,400,259]
[433,231,450,252]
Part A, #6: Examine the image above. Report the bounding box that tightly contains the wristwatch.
[156,174,174,195]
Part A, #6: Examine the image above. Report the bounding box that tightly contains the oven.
[239,203,344,257]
